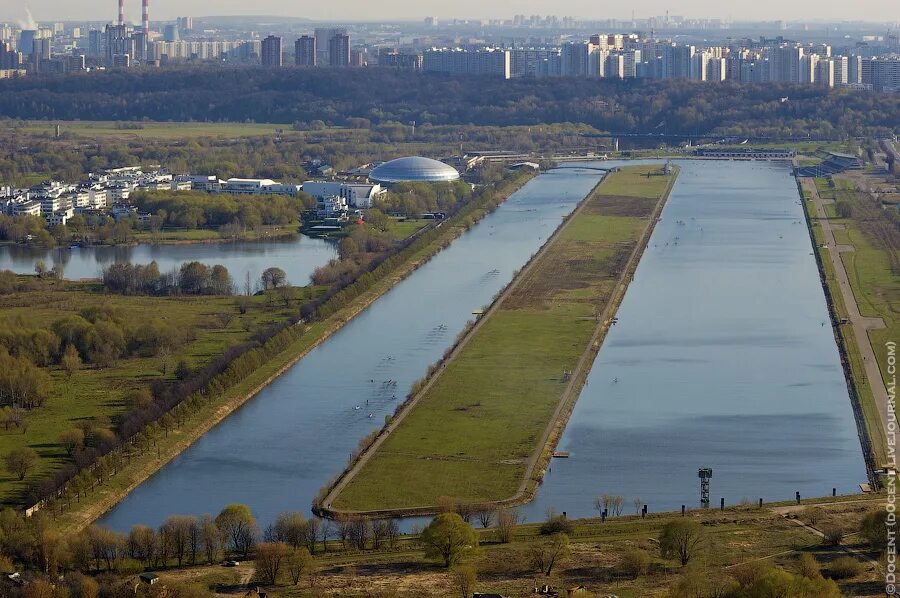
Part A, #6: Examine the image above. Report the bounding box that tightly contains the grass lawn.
[333,166,668,511]
[387,218,430,240]
[0,279,302,505]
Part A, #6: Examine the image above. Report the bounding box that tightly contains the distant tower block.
[698,467,713,507]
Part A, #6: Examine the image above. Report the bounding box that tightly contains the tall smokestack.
[118,0,125,26]
[142,0,149,34]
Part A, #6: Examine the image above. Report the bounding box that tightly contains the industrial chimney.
[142,0,149,34]
[118,0,125,26]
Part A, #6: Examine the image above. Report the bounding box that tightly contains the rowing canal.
[99,160,866,530]
[522,159,866,520]
[99,167,607,530]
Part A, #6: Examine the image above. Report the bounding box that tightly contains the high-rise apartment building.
[328,33,350,67]
[872,57,900,92]
[295,35,316,66]
[314,28,345,65]
[261,35,283,67]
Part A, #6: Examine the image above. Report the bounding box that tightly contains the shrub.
[539,515,574,536]
[796,553,821,579]
[827,556,863,580]
[619,548,650,578]
[821,524,844,546]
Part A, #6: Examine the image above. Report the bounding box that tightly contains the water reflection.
[0,236,337,286]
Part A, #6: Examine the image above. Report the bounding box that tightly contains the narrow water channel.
[521,159,866,521]
[99,168,606,530]
[0,235,337,286]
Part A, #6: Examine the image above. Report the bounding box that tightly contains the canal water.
[0,236,337,287]
[520,159,866,521]
[99,167,607,530]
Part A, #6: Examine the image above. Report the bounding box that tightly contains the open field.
[149,493,886,597]
[0,279,304,505]
[331,166,671,512]
[6,120,295,140]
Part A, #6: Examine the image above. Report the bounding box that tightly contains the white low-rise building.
[47,208,74,227]
[316,195,349,218]
[179,175,222,192]
[302,181,385,209]
[223,178,302,196]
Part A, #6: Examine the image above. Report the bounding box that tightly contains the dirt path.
[800,177,891,464]
[322,167,677,516]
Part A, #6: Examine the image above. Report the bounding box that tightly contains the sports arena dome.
[368,156,460,184]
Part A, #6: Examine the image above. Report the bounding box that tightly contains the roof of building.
[369,157,460,184]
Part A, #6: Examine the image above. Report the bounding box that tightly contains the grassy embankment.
[0,280,307,505]
[51,171,535,533]
[151,494,884,597]
[807,176,898,465]
[331,166,673,512]
[7,121,295,140]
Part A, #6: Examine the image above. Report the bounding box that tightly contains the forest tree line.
[0,68,897,139]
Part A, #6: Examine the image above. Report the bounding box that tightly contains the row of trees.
[101,261,233,296]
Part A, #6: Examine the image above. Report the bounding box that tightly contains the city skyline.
[3,0,900,25]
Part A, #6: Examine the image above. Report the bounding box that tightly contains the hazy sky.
[3,0,897,24]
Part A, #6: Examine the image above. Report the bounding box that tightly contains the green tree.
[62,343,82,378]
[216,503,258,558]
[261,267,287,290]
[286,546,312,585]
[659,520,703,567]
[419,512,479,567]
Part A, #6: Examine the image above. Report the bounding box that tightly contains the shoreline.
[319,165,678,519]
[53,172,536,532]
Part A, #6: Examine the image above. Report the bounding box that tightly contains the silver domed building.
[368,156,460,185]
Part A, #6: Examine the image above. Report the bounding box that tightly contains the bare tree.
[529,533,571,576]
[610,495,624,517]
[495,508,519,543]
[476,508,495,529]
[451,565,477,598]
[128,525,156,569]
[255,542,290,585]
[200,514,220,564]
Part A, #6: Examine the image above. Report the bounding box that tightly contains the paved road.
[801,178,891,465]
